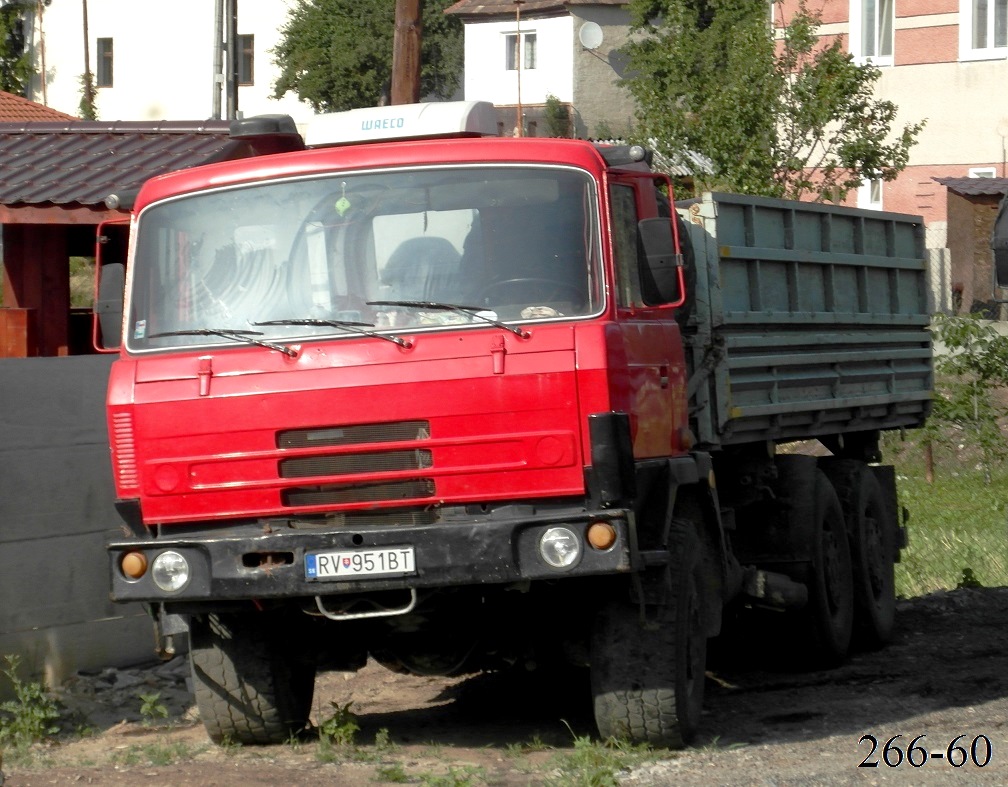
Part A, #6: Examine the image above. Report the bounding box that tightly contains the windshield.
[126,165,603,352]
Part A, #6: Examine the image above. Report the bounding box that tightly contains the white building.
[20,0,314,123]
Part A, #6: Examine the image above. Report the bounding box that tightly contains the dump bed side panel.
[682,192,933,449]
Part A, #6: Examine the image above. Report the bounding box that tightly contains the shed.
[0,115,240,356]
[933,176,1008,317]
[0,99,295,689]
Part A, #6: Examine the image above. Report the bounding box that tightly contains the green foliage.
[623,0,923,200]
[110,741,200,767]
[884,430,1008,597]
[318,700,359,745]
[417,765,487,786]
[138,691,169,727]
[78,72,98,120]
[272,0,463,112]
[543,94,571,138]
[69,256,95,308]
[0,655,61,747]
[593,120,615,140]
[546,734,657,787]
[0,1,34,95]
[375,762,411,782]
[929,313,1008,481]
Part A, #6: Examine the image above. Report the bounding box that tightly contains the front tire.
[590,522,707,748]
[189,612,316,745]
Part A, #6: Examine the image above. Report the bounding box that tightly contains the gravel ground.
[2,586,1007,785]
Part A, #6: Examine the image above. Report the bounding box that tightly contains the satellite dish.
[578,22,604,51]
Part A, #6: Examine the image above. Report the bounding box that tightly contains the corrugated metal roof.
[0,90,77,122]
[446,0,625,17]
[933,176,1008,197]
[0,120,237,208]
[593,138,713,178]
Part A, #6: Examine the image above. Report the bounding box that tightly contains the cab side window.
[610,184,644,308]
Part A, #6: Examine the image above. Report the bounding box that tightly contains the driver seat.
[382,237,462,303]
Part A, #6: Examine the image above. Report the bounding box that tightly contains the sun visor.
[304,101,498,147]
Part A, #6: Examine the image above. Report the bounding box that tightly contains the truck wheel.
[820,460,895,648]
[800,471,855,665]
[590,522,706,748]
[189,612,316,745]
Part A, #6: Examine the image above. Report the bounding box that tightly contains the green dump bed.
[680,192,933,449]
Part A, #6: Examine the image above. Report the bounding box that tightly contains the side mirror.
[94,262,125,350]
[638,217,686,307]
[994,195,1008,289]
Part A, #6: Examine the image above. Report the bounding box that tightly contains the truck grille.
[277,420,435,508]
[282,478,436,507]
[279,449,433,478]
[277,420,430,448]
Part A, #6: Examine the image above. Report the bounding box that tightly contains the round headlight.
[539,526,582,569]
[151,550,191,592]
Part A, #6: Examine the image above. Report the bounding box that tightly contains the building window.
[96,38,113,87]
[505,32,537,70]
[849,0,893,65]
[857,178,884,210]
[969,166,997,177]
[237,34,254,86]
[962,0,1008,58]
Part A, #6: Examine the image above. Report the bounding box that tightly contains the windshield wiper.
[148,328,298,357]
[367,300,529,339]
[252,318,412,348]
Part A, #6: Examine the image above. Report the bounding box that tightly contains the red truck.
[99,101,932,747]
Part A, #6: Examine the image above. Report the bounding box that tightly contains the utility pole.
[514,0,523,136]
[391,0,421,105]
[225,0,238,119]
[212,0,223,119]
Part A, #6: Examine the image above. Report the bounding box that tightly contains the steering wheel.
[478,277,584,306]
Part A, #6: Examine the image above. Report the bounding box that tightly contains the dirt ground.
[3,586,1008,786]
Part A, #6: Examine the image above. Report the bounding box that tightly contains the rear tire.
[820,459,896,648]
[590,522,706,748]
[189,612,316,745]
[801,471,854,665]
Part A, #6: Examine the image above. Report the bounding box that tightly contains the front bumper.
[108,509,633,603]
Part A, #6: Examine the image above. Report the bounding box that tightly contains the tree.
[0,1,34,96]
[623,0,924,200]
[271,0,463,112]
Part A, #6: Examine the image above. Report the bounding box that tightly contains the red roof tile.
[0,120,236,207]
[0,90,77,122]
[933,176,1008,197]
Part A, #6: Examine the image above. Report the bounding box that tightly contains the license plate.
[305,546,415,580]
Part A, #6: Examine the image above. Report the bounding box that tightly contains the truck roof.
[133,134,615,212]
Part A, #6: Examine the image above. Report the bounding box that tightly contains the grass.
[883,428,1008,597]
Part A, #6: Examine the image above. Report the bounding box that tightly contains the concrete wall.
[570,6,636,139]
[0,355,152,696]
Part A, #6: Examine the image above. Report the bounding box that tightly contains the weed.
[374,726,395,751]
[374,761,410,783]
[506,733,552,757]
[111,740,199,767]
[885,428,1008,596]
[417,764,487,786]
[138,691,169,727]
[0,655,61,747]
[545,734,657,787]
[318,700,359,745]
